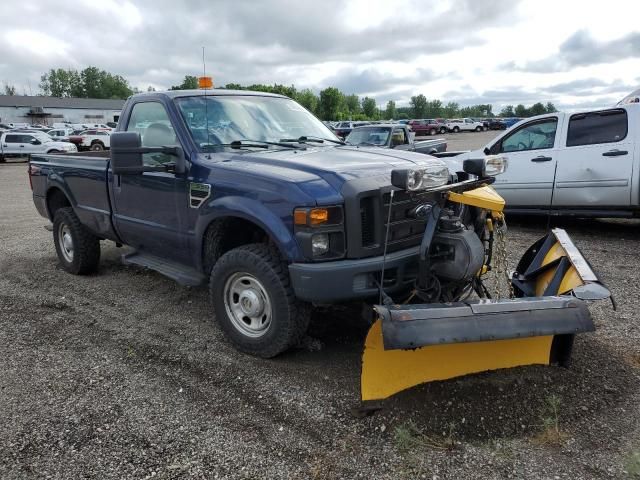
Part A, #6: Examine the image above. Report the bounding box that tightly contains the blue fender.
[194,195,302,270]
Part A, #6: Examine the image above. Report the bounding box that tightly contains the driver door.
[489,116,560,207]
[110,101,191,263]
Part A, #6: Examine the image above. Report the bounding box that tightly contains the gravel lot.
[1,149,640,479]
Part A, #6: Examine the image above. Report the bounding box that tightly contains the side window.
[5,135,20,143]
[391,129,407,146]
[566,109,627,147]
[126,102,178,165]
[500,118,557,153]
[22,135,36,143]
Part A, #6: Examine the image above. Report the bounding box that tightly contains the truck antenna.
[378,189,395,306]
[202,46,211,159]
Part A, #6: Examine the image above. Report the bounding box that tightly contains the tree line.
[6,68,558,120]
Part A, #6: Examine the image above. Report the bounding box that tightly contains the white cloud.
[0,0,638,111]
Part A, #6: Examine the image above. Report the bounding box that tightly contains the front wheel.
[53,207,100,274]
[429,128,437,136]
[439,127,447,134]
[475,126,482,132]
[209,244,310,358]
[90,142,104,151]
[453,126,460,133]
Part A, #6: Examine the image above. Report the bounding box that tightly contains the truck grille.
[353,190,433,257]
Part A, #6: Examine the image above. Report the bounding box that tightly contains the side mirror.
[483,147,490,155]
[31,138,41,145]
[110,131,186,175]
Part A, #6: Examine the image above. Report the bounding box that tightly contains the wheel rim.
[58,223,74,262]
[223,272,272,338]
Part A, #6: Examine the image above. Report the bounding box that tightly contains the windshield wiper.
[202,140,301,150]
[280,135,346,145]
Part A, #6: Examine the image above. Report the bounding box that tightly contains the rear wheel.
[453,126,460,133]
[429,128,437,136]
[209,243,310,358]
[475,126,482,132]
[439,127,447,134]
[90,142,104,151]
[0,155,5,163]
[53,207,100,274]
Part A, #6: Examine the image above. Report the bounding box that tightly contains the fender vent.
[189,183,211,208]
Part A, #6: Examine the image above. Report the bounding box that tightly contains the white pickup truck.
[0,131,77,162]
[446,118,485,133]
[447,104,640,217]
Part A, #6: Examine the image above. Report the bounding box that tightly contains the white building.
[0,95,125,126]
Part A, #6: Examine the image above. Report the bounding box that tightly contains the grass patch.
[393,420,456,452]
[533,394,568,446]
[625,451,640,478]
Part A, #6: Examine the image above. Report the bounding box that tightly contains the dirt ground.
[1,157,639,479]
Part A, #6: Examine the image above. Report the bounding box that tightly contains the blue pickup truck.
[33,89,580,364]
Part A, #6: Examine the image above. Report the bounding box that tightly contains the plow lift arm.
[360,171,611,404]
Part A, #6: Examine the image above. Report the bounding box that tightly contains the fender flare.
[194,196,302,270]
[44,178,77,219]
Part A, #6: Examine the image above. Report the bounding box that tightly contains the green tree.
[3,84,17,95]
[443,101,459,118]
[170,75,198,90]
[410,94,428,118]
[545,102,557,113]
[344,94,360,116]
[500,105,515,117]
[425,99,443,118]
[318,87,343,120]
[295,88,319,114]
[529,102,546,116]
[384,100,397,120]
[223,83,244,90]
[514,104,528,117]
[361,96,377,118]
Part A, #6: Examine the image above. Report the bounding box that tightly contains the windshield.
[174,95,339,149]
[345,127,391,146]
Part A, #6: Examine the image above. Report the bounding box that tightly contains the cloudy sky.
[1,0,639,110]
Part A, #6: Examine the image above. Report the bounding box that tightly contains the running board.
[122,252,206,287]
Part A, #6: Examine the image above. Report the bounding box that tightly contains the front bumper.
[289,246,419,303]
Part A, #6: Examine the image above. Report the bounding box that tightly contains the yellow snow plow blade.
[362,320,554,401]
[360,228,610,402]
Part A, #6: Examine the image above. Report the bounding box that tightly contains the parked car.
[345,124,447,154]
[502,118,523,129]
[486,118,507,130]
[471,118,490,130]
[69,129,111,151]
[0,131,76,162]
[48,128,74,142]
[407,119,447,136]
[444,105,640,216]
[446,118,485,133]
[333,121,369,138]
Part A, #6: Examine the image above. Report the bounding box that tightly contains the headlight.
[391,165,449,191]
[311,233,330,256]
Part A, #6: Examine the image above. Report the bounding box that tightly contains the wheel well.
[202,217,271,274]
[91,139,104,145]
[46,188,71,219]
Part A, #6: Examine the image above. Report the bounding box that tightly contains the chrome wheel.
[223,272,272,338]
[58,223,74,262]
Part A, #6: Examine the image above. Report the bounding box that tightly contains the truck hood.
[205,145,448,192]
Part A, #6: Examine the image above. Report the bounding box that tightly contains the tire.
[453,126,460,133]
[429,128,437,136]
[47,150,62,154]
[53,207,100,275]
[0,155,5,163]
[440,127,447,134]
[90,142,104,151]
[209,243,310,358]
[475,126,482,132]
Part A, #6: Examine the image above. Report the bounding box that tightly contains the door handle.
[602,149,628,157]
[531,156,552,162]
[19,145,25,148]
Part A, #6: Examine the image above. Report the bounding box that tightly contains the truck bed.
[30,152,117,241]
[414,138,447,154]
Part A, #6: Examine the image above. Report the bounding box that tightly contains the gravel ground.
[1,159,639,479]
[415,129,500,152]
